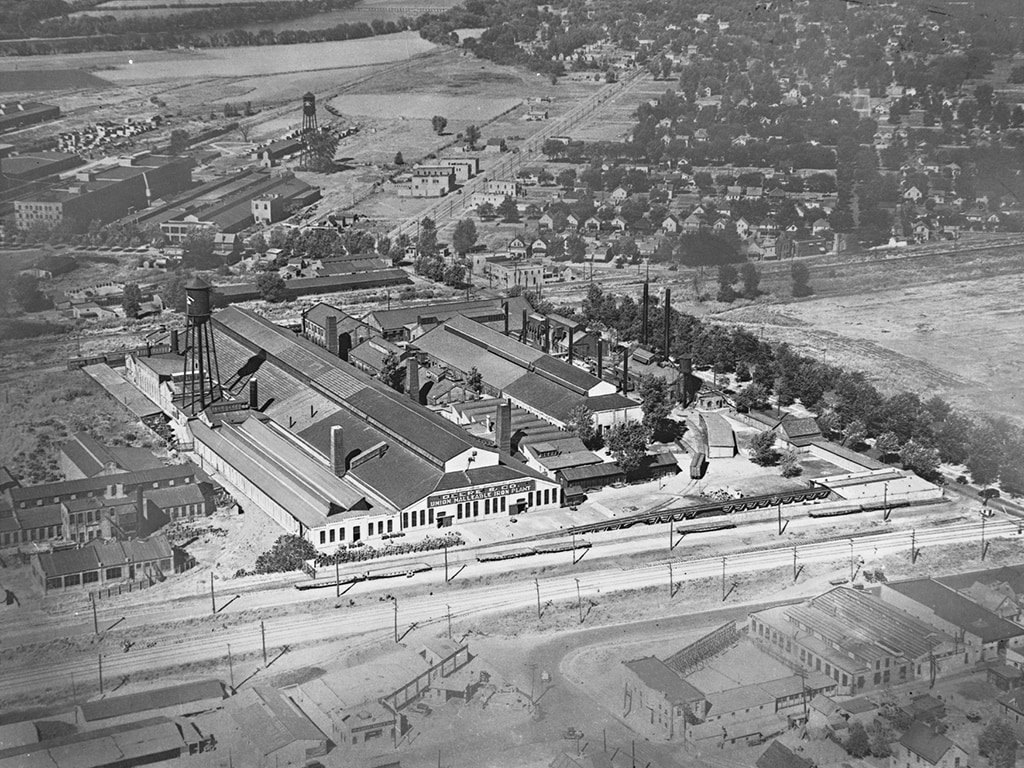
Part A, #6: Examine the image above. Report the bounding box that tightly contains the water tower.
[301,92,318,134]
[183,276,221,413]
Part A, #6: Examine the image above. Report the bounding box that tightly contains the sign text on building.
[427,480,535,509]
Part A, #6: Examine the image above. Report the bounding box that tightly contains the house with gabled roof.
[662,214,680,233]
[891,721,968,768]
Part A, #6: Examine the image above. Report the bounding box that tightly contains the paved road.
[0,517,1015,699]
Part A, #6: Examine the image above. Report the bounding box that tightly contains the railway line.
[1,517,1016,700]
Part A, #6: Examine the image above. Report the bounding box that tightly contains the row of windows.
[20,477,193,509]
[1,525,62,546]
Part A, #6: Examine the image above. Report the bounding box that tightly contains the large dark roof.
[80,679,226,722]
[36,536,172,578]
[756,741,814,768]
[624,657,705,704]
[10,464,196,505]
[900,721,957,765]
[365,295,532,333]
[885,578,1024,643]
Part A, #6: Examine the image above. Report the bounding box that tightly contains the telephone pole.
[210,572,216,615]
[534,578,541,620]
[446,604,452,640]
[575,578,583,624]
[261,621,267,666]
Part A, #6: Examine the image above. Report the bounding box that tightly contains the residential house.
[890,722,968,768]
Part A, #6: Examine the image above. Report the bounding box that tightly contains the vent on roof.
[348,441,388,469]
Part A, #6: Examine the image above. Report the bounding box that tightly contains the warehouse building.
[225,686,328,768]
[177,307,561,551]
[363,295,533,342]
[0,101,60,132]
[78,679,227,725]
[301,301,374,360]
[749,587,964,695]
[32,535,178,592]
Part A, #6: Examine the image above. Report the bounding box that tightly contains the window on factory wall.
[352,526,360,542]
[501,497,506,512]
[404,512,410,526]
[64,573,81,587]
[339,528,345,540]
[428,510,434,525]
[106,567,122,579]
[473,501,479,517]
[420,511,426,526]
[46,577,62,590]
[411,512,417,527]
[387,520,393,533]
[484,499,490,515]
[83,571,99,584]
[330,529,336,543]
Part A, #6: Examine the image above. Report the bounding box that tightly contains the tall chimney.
[170,329,179,355]
[543,319,551,353]
[567,327,574,366]
[596,334,603,379]
[325,315,339,356]
[663,287,671,356]
[406,351,419,402]
[330,425,346,477]
[495,399,512,455]
[621,344,629,394]
[502,300,509,336]
[248,378,259,409]
[521,309,528,344]
[641,281,649,345]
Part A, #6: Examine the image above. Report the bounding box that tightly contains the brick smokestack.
[170,329,179,355]
[406,351,419,402]
[248,378,258,409]
[330,425,346,477]
[521,309,528,344]
[663,287,671,356]
[641,281,649,345]
[596,334,603,379]
[495,400,512,455]
[567,327,574,365]
[502,300,509,336]
[325,315,338,356]
[620,344,629,394]
[543,319,551,353]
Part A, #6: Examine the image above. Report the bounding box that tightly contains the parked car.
[411,702,432,716]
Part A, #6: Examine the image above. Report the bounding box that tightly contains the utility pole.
[261,621,267,666]
[92,594,99,636]
[98,654,103,694]
[227,643,234,690]
[534,578,541,620]
[981,514,987,560]
[668,562,673,598]
[849,539,855,583]
[778,503,783,535]
[793,547,798,582]
[911,529,917,563]
[335,559,340,598]
[575,578,583,624]
[210,572,216,615]
[444,543,449,583]
[392,597,399,643]
[721,557,726,601]
[446,604,452,640]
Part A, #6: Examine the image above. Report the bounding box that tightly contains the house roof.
[778,415,821,441]
[756,740,813,768]
[623,657,705,704]
[999,690,1024,715]
[80,679,226,722]
[899,721,956,765]
[9,464,195,505]
[228,686,326,757]
[885,578,1024,643]
[144,483,211,509]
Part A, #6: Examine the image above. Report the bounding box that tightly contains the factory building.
[14,153,192,232]
[412,314,641,430]
[146,307,561,552]
[0,101,60,133]
[363,295,533,342]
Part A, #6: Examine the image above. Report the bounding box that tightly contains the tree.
[844,721,871,759]
[780,448,802,477]
[161,271,190,313]
[465,124,481,149]
[431,115,448,135]
[497,196,520,223]
[740,262,760,299]
[842,419,867,448]
[565,233,586,262]
[791,261,813,297]
[254,534,318,574]
[979,719,1017,768]
[734,382,768,413]
[477,202,495,220]
[249,232,268,255]
[717,263,738,303]
[451,218,478,256]
[300,129,339,172]
[168,129,189,153]
[750,430,778,466]
[394,151,404,165]
[418,216,438,257]
[254,272,287,302]
[875,431,901,459]
[12,275,48,313]
[900,439,940,479]
[378,351,404,392]
[182,230,216,268]
[466,367,483,394]
[566,404,596,447]
[606,421,652,475]
[121,282,143,318]
[638,374,672,434]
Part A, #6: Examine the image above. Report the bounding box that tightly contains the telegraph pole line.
[575,578,583,624]
[446,604,452,640]
[210,572,216,615]
[668,562,673,598]
[721,557,726,601]
[393,597,399,643]
[92,594,99,636]
[335,559,340,598]
[227,643,234,690]
[793,547,798,582]
[98,654,103,694]
[261,621,267,666]
[534,578,541,620]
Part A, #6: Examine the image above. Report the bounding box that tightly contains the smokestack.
[325,315,339,356]
[663,287,671,356]
[502,300,509,336]
[248,378,259,409]
[641,282,649,345]
[495,400,512,455]
[521,309,528,344]
[596,335,603,379]
[170,329,179,355]
[543,319,551,353]
[330,425,346,477]
[406,350,419,402]
[567,327,574,366]
[621,344,629,394]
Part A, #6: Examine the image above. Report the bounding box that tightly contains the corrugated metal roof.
[81,679,225,722]
[885,578,1024,643]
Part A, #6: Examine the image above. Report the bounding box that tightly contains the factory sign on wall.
[427,480,536,509]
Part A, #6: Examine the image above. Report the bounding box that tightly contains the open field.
[715,262,1024,423]
[0,69,111,92]
[330,93,522,121]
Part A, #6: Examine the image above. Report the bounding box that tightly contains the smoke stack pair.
[330,425,346,477]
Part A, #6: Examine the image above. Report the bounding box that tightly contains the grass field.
[0,69,110,92]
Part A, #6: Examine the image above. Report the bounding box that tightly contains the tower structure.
[300,92,318,168]
[183,276,221,414]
